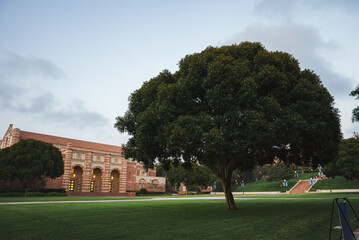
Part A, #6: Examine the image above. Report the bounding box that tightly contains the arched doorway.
[110,170,120,193]
[69,166,83,192]
[91,168,102,192]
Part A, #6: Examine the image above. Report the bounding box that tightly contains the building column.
[82,151,93,192]
[11,127,21,145]
[119,158,128,193]
[101,154,111,193]
[62,142,72,191]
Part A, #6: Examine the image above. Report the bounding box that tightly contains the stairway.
[289,180,314,193]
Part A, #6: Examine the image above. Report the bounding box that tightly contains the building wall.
[0,124,166,194]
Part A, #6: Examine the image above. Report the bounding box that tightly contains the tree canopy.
[0,139,64,194]
[166,162,211,192]
[324,138,359,182]
[115,42,341,210]
[267,163,294,182]
[350,85,359,122]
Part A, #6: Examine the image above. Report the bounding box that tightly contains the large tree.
[0,139,64,195]
[115,42,341,210]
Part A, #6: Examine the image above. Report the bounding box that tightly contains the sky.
[0,0,358,146]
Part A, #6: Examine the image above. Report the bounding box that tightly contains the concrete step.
[289,180,312,193]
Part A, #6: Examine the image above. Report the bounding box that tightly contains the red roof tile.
[19,131,122,154]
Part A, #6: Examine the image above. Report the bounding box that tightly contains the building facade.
[0,124,166,195]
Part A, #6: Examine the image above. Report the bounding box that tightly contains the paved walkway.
[1,196,226,205]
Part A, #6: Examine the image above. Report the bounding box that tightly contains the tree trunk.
[327,177,332,193]
[20,180,28,197]
[213,159,238,210]
[220,177,238,210]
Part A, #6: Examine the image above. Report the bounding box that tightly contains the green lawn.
[1,194,359,239]
[233,192,359,199]
[311,176,359,191]
[0,194,220,203]
[233,173,359,192]
[0,196,150,202]
[233,178,299,192]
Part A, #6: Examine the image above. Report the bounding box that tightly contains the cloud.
[254,0,359,20]
[253,0,297,20]
[47,98,109,128]
[0,50,108,128]
[227,22,353,97]
[0,51,64,81]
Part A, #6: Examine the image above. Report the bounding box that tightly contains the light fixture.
[73,174,76,177]
[93,175,96,178]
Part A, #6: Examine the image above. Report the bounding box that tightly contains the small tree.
[267,163,294,181]
[0,139,64,196]
[324,138,359,182]
[350,85,359,122]
[167,163,211,193]
[155,163,166,177]
[323,86,359,181]
[237,169,256,183]
[253,165,270,181]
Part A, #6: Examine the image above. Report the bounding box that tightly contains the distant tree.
[322,162,336,179]
[0,139,64,196]
[167,163,211,192]
[208,173,223,191]
[253,165,270,181]
[323,138,359,182]
[166,164,182,190]
[155,163,166,177]
[267,163,294,181]
[236,169,256,183]
[209,169,246,192]
[350,85,359,122]
[323,85,359,181]
[115,42,342,210]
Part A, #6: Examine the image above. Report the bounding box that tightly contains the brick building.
[0,124,166,195]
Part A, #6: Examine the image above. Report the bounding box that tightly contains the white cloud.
[0,50,108,129]
[0,51,64,81]
[227,22,353,97]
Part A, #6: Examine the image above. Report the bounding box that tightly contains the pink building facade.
[0,124,166,195]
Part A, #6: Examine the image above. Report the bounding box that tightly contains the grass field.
[310,176,359,191]
[233,173,359,192]
[0,196,151,202]
[233,192,359,199]
[1,193,359,240]
[232,172,317,192]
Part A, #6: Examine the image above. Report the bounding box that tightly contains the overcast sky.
[0,0,358,146]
